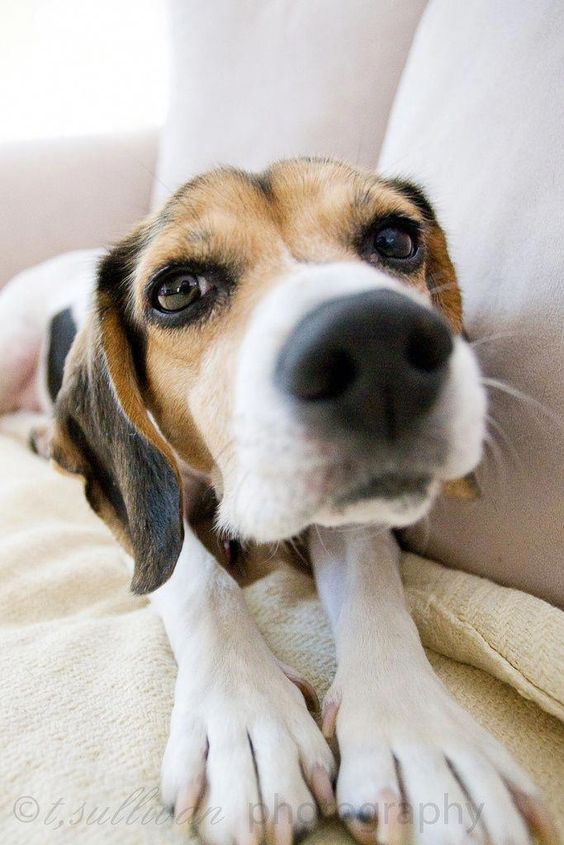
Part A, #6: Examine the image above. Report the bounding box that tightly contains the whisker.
[470,331,523,349]
[417,513,431,556]
[485,413,524,478]
[111,135,178,204]
[314,524,330,557]
[427,281,458,297]
[482,430,507,488]
[264,541,281,564]
[212,468,252,540]
[286,536,309,567]
[482,377,563,432]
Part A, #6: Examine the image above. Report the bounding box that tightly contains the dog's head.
[52,160,486,592]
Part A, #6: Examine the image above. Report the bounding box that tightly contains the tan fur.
[52,160,471,586]
[99,300,182,477]
[426,224,464,334]
[133,161,458,488]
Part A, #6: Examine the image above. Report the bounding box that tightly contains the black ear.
[51,235,184,594]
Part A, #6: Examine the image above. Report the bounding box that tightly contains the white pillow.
[153,0,427,205]
[379,0,564,606]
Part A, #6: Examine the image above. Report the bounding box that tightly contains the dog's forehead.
[141,160,422,272]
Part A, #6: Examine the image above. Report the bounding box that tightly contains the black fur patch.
[55,339,183,595]
[96,234,148,388]
[386,179,437,223]
[53,233,184,595]
[47,307,77,402]
[247,170,274,200]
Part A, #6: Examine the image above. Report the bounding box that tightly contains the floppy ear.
[50,235,184,594]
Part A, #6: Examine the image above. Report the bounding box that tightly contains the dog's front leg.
[310,526,553,845]
[149,523,335,845]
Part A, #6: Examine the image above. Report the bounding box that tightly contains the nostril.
[282,347,357,402]
[406,315,453,373]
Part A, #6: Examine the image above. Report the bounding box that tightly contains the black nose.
[275,289,453,440]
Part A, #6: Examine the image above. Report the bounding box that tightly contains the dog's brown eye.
[374,226,416,260]
[155,274,205,312]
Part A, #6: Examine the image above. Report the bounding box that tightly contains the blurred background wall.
[0,0,167,142]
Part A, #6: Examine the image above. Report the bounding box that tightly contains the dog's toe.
[161,665,335,845]
[196,726,263,845]
[160,716,207,829]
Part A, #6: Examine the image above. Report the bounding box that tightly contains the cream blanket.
[1,415,563,844]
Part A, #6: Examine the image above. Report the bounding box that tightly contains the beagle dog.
[0,160,555,845]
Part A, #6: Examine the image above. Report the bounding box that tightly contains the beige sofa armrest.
[0,129,158,287]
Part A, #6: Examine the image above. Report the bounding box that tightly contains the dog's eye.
[373,226,416,260]
[154,273,207,312]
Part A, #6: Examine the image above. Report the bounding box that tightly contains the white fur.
[310,525,537,844]
[219,261,487,541]
[0,249,100,414]
[145,524,335,844]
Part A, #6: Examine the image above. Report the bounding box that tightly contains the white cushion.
[379,0,564,606]
[153,0,427,205]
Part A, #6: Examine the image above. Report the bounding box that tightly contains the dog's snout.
[275,289,453,439]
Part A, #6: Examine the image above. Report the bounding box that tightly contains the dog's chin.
[314,477,440,531]
[218,472,441,543]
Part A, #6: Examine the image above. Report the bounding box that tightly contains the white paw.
[161,659,335,845]
[324,675,557,845]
